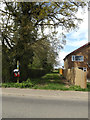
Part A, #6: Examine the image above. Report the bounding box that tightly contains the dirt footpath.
[1,88,88,100]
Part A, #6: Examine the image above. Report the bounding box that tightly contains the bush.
[52,69,59,73]
[27,69,48,78]
[2,80,33,88]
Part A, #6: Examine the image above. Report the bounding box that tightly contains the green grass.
[1,82,33,88]
[32,83,69,90]
[42,73,61,79]
[1,73,90,91]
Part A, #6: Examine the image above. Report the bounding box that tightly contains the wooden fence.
[63,68,87,88]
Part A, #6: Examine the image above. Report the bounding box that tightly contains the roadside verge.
[1,88,88,101]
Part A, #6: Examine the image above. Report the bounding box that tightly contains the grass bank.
[1,73,90,91]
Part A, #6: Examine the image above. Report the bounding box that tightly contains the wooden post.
[17,60,19,83]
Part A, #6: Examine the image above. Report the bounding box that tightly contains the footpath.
[1,88,88,101]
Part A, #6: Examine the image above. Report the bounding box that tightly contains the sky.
[57,7,88,67]
[36,6,88,68]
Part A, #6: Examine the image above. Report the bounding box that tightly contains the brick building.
[64,42,90,79]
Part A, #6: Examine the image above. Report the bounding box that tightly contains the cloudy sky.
[58,7,88,67]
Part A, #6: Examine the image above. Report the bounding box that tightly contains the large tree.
[0,1,87,82]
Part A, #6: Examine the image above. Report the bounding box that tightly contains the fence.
[63,68,87,88]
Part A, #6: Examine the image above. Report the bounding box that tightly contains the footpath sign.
[13,60,20,83]
[13,69,20,77]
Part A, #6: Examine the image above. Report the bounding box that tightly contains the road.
[2,88,88,118]
[2,95,88,118]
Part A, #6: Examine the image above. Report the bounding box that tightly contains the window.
[83,67,87,72]
[72,55,84,62]
[78,67,87,72]
[78,67,83,70]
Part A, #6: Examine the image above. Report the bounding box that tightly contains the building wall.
[88,47,90,79]
[64,45,90,79]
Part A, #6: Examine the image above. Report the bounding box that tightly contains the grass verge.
[1,73,90,91]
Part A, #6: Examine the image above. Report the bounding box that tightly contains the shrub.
[27,69,48,78]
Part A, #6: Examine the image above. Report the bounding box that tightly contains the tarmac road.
[2,88,88,118]
[2,95,88,118]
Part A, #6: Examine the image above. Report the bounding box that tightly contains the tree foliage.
[0,1,87,82]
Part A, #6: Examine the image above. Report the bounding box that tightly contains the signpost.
[17,60,19,83]
[13,60,20,83]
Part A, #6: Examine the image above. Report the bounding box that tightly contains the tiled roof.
[64,42,90,60]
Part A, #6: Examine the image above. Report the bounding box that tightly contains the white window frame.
[72,55,84,62]
[83,67,87,72]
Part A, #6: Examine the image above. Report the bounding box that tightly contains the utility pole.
[17,60,19,83]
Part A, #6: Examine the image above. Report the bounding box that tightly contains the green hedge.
[27,69,48,78]
[2,68,49,83]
